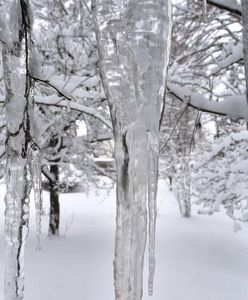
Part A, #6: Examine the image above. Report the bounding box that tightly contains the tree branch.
[167,81,248,120]
[35,96,112,130]
[0,95,112,130]
[207,0,241,16]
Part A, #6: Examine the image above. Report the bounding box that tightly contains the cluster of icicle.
[93,0,172,299]
[1,1,43,299]
[4,145,43,300]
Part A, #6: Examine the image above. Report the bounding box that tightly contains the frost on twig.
[193,131,248,230]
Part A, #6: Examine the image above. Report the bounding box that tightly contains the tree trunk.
[93,1,172,299]
[177,108,191,218]
[178,162,191,218]
[49,164,60,235]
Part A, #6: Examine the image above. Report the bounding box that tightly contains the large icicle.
[4,148,31,300]
[1,1,37,299]
[2,39,30,300]
[93,1,172,299]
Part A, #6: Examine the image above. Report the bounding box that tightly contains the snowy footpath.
[0,181,248,300]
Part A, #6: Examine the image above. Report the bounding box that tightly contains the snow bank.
[0,182,248,300]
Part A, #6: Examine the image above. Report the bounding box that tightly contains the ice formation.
[28,146,43,250]
[93,0,172,298]
[1,1,41,299]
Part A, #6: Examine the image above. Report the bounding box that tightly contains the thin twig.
[28,74,72,102]
[189,110,201,153]
[160,100,190,153]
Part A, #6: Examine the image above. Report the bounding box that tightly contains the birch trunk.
[93,1,172,299]
[49,163,60,235]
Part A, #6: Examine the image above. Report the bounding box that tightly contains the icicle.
[28,145,43,250]
[113,127,149,300]
[147,132,159,296]
[66,99,71,112]
[4,156,32,300]
[203,0,207,22]
[2,1,37,299]
[2,37,32,300]
[93,0,172,298]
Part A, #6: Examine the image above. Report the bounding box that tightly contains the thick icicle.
[93,1,172,299]
[4,153,31,300]
[2,41,31,300]
[1,1,36,299]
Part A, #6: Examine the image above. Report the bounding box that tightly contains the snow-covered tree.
[31,0,113,235]
[193,130,248,230]
[160,0,245,220]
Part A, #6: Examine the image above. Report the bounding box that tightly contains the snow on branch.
[35,96,112,130]
[196,131,248,168]
[167,81,248,120]
[193,130,248,227]
[1,80,248,124]
[207,0,241,16]
[210,42,243,75]
[0,95,112,130]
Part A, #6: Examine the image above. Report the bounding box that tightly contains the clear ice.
[93,0,172,298]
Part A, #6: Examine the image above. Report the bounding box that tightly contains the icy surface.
[0,182,248,299]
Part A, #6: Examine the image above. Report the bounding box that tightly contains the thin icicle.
[66,96,71,112]
[28,146,43,250]
[147,132,159,296]
[203,0,207,22]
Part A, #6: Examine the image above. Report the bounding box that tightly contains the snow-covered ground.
[0,181,248,300]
